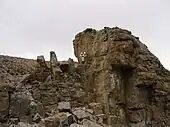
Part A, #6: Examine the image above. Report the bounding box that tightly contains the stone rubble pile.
[7,101,107,127]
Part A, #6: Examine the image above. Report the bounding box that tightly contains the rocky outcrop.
[0,51,93,127]
[0,27,170,127]
[73,27,170,126]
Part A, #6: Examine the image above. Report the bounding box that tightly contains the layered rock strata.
[73,27,170,126]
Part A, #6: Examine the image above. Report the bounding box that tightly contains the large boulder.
[44,112,74,127]
[58,102,71,112]
[9,91,44,123]
[72,108,93,121]
[10,92,32,118]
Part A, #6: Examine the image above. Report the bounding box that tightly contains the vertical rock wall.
[73,27,170,126]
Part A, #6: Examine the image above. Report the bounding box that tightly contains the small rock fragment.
[37,55,47,68]
[70,123,83,127]
[72,108,92,120]
[58,102,71,112]
[33,113,42,123]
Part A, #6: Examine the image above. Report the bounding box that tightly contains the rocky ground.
[0,27,170,127]
[0,55,36,84]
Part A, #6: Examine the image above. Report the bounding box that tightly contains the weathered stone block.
[10,92,30,118]
[58,102,71,112]
[72,108,92,120]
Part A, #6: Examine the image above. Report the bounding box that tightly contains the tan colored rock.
[44,112,74,127]
[70,123,83,127]
[58,102,71,112]
[50,51,62,80]
[73,27,170,126]
[1,27,170,126]
[72,108,92,120]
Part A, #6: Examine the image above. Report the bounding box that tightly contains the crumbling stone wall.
[0,52,89,126]
[1,27,170,127]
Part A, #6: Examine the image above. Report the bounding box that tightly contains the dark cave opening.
[117,65,153,126]
[116,65,136,125]
[118,65,135,103]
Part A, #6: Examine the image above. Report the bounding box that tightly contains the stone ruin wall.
[0,27,170,127]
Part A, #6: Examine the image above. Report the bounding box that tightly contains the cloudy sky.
[0,0,170,68]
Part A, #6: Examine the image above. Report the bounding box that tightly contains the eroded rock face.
[73,27,170,126]
[0,27,170,127]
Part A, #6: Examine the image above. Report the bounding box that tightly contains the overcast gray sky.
[0,0,170,68]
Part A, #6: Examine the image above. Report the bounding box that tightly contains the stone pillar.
[37,55,48,69]
[50,51,60,66]
[35,55,49,82]
[68,58,74,65]
[50,51,62,80]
